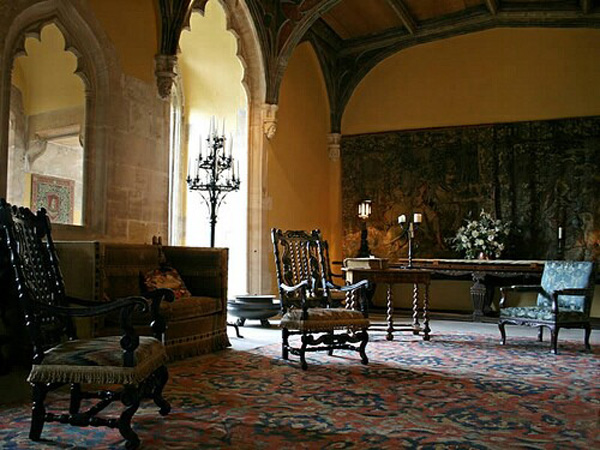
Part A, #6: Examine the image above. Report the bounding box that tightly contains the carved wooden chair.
[271,229,370,370]
[499,260,596,354]
[0,200,174,450]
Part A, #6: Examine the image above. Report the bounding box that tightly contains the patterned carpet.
[0,332,598,449]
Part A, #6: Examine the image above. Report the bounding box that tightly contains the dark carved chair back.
[271,229,330,312]
[0,201,72,359]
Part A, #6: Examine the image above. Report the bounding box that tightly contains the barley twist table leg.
[386,284,394,341]
[412,283,420,334]
[422,283,431,341]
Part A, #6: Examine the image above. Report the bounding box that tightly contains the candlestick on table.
[397,212,422,268]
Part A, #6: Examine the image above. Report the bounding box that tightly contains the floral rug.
[0,332,598,449]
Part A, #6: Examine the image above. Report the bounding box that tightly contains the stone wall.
[104,74,170,243]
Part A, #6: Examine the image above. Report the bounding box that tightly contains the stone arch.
[189,0,269,294]
[0,0,120,238]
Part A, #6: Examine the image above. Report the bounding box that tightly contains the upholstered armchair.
[0,200,173,449]
[498,260,596,354]
[271,229,370,370]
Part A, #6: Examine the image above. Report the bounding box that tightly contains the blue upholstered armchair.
[498,261,596,354]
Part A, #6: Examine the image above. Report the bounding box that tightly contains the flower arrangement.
[448,210,511,259]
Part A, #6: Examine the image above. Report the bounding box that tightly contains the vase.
[477,252,491,260]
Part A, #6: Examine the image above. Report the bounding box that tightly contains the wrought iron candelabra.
[397,213,422,268]
[187,122,240,247]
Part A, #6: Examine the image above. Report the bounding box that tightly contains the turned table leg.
[422,283,431,341]
[386,284,394,341]
[412,283,421,334]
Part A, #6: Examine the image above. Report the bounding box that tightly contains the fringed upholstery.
[28,336,167,385]
[280,308,370,332]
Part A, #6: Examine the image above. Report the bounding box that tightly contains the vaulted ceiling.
[158,0,600,131]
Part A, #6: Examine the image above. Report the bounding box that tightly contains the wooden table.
[393,259,545,319]
[345,267,432,341]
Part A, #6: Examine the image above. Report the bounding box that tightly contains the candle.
[198,133,203,160]
[398,214,406,224]
[558,227,563,240]
[414,213,422,224]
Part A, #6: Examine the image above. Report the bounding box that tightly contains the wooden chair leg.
[29,383,48,441]
[119,385,141,450]
[537,327,543,342]
[282,328,289,360]
[359,330,369,365]
[498,321,507,345]
[550,327,559,354]
[69,383,82,414]
[584,324,592,352]
[328,330,334,356]
[300,335,308,371]
[152,365,171,416]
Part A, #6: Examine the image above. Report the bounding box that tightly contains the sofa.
[54,241,231,360]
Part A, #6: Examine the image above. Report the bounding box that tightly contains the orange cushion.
[143,267,192,300]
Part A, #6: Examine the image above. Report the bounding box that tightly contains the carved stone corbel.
[327,132,341,161]
[155,54,178,99]
[262,104,278,140]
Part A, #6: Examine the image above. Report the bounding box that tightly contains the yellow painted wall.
[12,24,84,116]
[343,28,600,134]
[87,0,157,83]
[179,3,246,127]
[267,42,334,290]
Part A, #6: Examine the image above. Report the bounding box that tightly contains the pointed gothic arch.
[187,0,269,294]
[0,0,120,238]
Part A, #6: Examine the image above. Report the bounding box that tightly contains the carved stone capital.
[262,103,278,140]
[155,54,178,99]
[327,133,341,160]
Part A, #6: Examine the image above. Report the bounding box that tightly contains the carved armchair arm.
[30,296,148,366]
[65,296,106,307]
[279,280,310,317]
[549,288,594,314]
[32,296,149,318]
[499,285,543,308]
[142,288,175,340]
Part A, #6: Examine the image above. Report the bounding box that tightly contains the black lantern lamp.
[356,200,372,257]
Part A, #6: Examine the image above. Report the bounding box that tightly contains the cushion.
[500,306,588,323]
[280,307,370,332]
[28,336,167,385]
[144,267,192,300]
[537,261,595,311]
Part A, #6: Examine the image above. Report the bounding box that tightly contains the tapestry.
[341,116,600,261]
[30,174,74,224]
